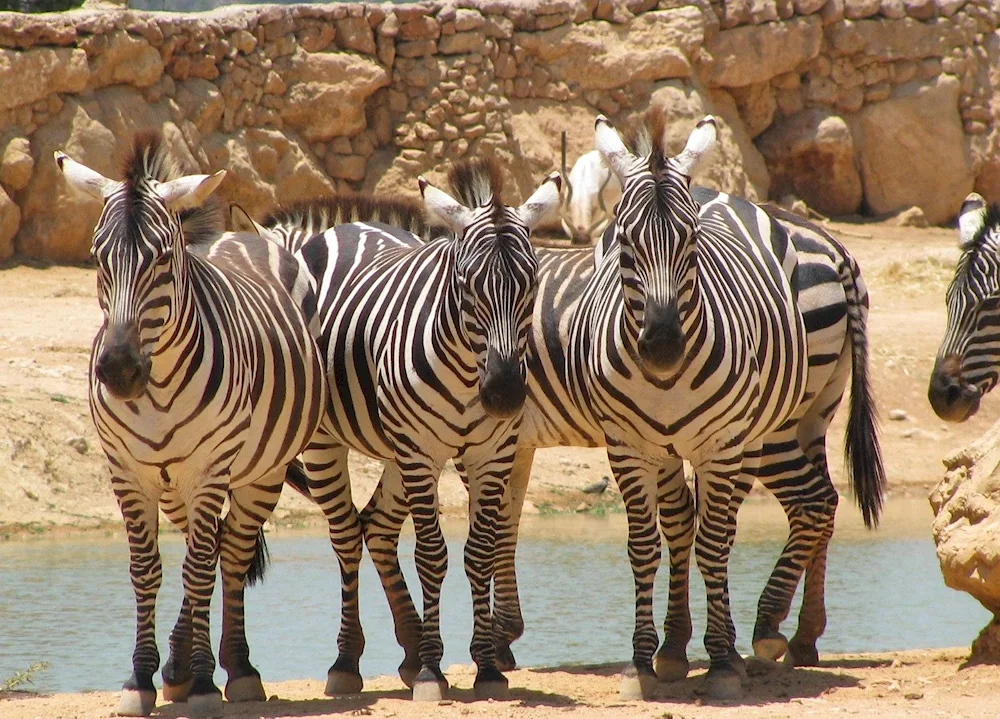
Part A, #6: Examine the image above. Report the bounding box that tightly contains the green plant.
[49,394,70,404]
[1,661,50,692]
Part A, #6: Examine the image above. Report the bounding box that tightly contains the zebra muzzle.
[928,355,981,422]
[480,349,527,420]
[637,299,686,375]
[96,323,151,400]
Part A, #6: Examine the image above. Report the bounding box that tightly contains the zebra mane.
[622,106,668,172]
[448,157,505,216]
[122,130,223,246]
[261,193,441,241]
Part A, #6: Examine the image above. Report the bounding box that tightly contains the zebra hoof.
[186,691,224,718]
[704,667,743,701]
[653,648,689,682]
[784,640,820,667]
[753,632,788,662]
[116,688,157,716]
[473,668,509,700]
[161,677,192,703]
[495,643,517,672]
[412,667,449,702]
[225,674,266,703]
[325,669,364,695]
[619,664,657,700]
[398,655,421,688]
[729,651,749,684]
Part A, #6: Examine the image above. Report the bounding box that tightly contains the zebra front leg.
[608,445,664,701]
[158,489,194,703]
[695,459,745,701]
[218,473,284,702]
[653,458,694,682]
[399,454,450,701]
[179,484,228,717]
[463,440,517,699]
[114,476,164,717]
[360,461,423,687]
[303,436,366,695]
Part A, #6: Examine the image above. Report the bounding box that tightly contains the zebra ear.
[54,151,118,200]
[230,204,264,236]
[517,172,562,231]
[958,193,988,247]
[594,115,633,184]
[419,176,477,234]
[672,116,718,178]
[157,170,227,213]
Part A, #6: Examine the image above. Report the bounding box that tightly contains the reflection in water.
[0,500,989,694]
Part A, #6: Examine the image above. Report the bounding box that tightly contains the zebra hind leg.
[218,474,284,702]
[608,446,664,701]
[360,462,423,687]
[303,437,366,695]
[653,458,695,682]
[114,477,164,717]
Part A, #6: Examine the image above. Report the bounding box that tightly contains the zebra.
[249,159,561,701]
[55,132,329,718]
[929,193,1000,421]
[359,190,884,693]
[562,109,885,700]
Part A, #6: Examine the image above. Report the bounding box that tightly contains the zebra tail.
[246,529,270,587]
[842,257,887,529]
[284,458,313,500]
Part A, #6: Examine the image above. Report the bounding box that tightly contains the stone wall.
[0,0,998,261]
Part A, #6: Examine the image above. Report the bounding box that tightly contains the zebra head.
[420,159,561,419]
[595,110,717,377]
[56,132,226,400]
[929,193,1000,421]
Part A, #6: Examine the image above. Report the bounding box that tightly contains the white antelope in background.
[560,131,622,245]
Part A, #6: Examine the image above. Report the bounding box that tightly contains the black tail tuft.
[246,529,270,587]
[284,459,312,500]
[842,262,887,529]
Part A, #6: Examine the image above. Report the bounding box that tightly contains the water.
[0,499,990,695]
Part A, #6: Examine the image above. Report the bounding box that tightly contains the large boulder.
[855,75,973,224]
[275,48,390,142]
[0,47,89,112]
[758,108,862,217]
[86,29,163,90]
[513,7,707,91]
[0,186,19,261]
[931,418,1000,662]
[702,15,822,88]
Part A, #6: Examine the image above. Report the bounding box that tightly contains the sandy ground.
[2,221,1000,717]
[2,648,999,719]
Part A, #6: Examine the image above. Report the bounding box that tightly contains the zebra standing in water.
[929,193,1000,421]
[360,188,884,693]
[565,110,884,700]
[253,160,561,701]
[56,133,328,717]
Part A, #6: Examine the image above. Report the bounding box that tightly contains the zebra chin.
[637,300,686,377]
[928,355,982,422]
[95,343,151,400]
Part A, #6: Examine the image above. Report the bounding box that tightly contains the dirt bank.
[2,648,997,719]
[0,220,996,538]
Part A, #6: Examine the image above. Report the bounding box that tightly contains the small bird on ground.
[581,476,610,494]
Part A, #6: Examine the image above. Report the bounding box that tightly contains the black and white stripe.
[56,132,327,717]
[253,160,561,701]
[929,193,1000,421]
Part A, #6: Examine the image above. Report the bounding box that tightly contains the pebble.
[889,409,909,421]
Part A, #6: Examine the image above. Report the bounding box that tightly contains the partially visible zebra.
[564,110,885,700]
[55,132,328,717]
[251,160,561,701]
[360,190,884,692]
[929,193,1000,421]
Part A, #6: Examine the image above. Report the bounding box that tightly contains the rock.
[202,127,336,222]
[903,0,937,20]
[856,75,973,225]
[276,48,389,142]
[703,15,822,87]
[173,78,225,136]
[335,16,376,54]
[438,31,483,55]
[67,436,89,455]
[758,108,862,217]
[1,136,34,192]
[888,409,909,421]
[931,419,1000,659]
[844,0,881,18]
[514,7,705,91]
[893,206,928,228]
[575,502,589,512]
[880,0,907,19]
[0,47,89,111]
[728,82,776,138]
[0,186,19,261]
[87,30,163,90]
[826,18,958,61]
